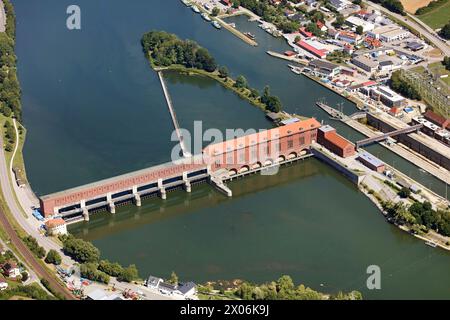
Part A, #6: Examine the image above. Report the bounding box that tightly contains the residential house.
[2,261,20,278]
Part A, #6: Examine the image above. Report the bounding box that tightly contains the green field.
[417,1,450,29]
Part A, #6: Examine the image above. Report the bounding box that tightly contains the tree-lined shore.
[141,30,283,113]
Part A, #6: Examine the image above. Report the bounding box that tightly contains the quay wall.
[311,146,364,185]
[367,113,450,170]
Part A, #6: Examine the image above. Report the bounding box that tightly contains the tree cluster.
[443,56,450,71]
[0,283,56,300]
[0,0,21,121]
[45,249,62,265]
[371,0,405,15]
[80,263,110,284]
[439,22,450,40]
[60,234,100,263]
[141,31,217,72]
[22,235,46,259]
[234,275,362,300]
[238,0,302,33]
[98,259,139,283]
[384,200,450,236]
[389,70,421,100]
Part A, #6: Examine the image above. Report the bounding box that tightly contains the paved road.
[0,121,75,300]
[366,1,450,56]
[0,0,6,33]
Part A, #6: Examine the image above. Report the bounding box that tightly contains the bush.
[398,187,411,198]
[45,249,62,265]
[21,271,29,282]
[22,236,46,259]
[0,283,55,300]
[40,278,65,300]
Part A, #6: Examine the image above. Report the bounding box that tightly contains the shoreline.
[152,64,269,112]
[360,184,450,251]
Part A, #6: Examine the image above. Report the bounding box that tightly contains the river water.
[13,0,450,299]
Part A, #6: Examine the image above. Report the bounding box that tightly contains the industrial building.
[345,16,375,32]
[317,125,356,158]
[369,86,406,107]
[308,59,341,77]
[367,25,409,42]
[351,55,378,73]
[357,151,385,173]
[296,40,327,58]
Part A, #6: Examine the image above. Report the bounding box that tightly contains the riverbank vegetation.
[142,30,284,113]
[383,200,450,237]
[60,234,140,285]
[199,275,362,300]
[389,70,422,100]
[0,0,21,121]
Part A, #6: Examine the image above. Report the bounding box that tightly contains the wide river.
[14,0,450,299]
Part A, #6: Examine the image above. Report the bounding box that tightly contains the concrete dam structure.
[39,118,322,221]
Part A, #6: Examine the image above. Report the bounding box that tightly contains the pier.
[158,71,190,157]
[266,51,308,66]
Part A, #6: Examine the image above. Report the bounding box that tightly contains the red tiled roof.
[296,40,327,58]
[204,118,321,156]
[45,218,66,228]
[424,110,450,129]
[324,132,354,150]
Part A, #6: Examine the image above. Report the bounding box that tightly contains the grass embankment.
[416,0,450,29]
[156,64,268,111]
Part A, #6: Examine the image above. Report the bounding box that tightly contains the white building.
[146,275,197,299]
[329,0,351,11]
[45,218,67,236]
[367,25,410,42]
[0,280,8,291]
[345,16,375,32]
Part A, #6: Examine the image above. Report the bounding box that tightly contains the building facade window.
[299,136,305,146]
[287,140,294,149]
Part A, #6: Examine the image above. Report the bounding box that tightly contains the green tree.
[234,75,248,89]
[398,187,411,198]
[45,249,62,265]
[439,22,450,40]
[212,7,220,17]
[80,263,110,284]
[332,14,345,28]
[168,271,179,285]
[261,85,270,104]
[356,25,364,35]
[232,0,240,9]
[61,235,100,263]
[218,66,229,78]
[265,95,282,112]
[118,264,139,283]
[21,271,29,282]
[98,260,124,277]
